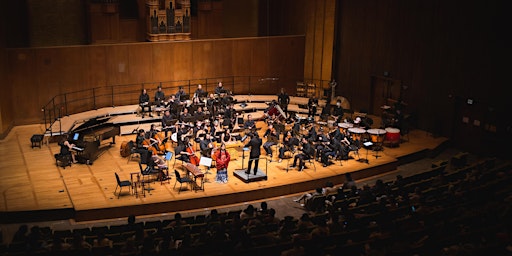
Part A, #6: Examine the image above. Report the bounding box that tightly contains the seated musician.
[278,131,298,163]
[243,114,256,131]
[214,142,230,183]
[222,104,235,129]
[166,94,179,113]
[59,134,77,163]
[320,103,332,122]
[320,135,341,167]
[221,128,235,143]
[147,124,159,140]
[305,124,317,142]
[332,100,345,123]
[139,89,152,118]
[154,85,166,107]
[135,129,151,163]
[193,84,206,104]
[206,93,216,115]
[161,110,175,138]
[194,106,206,120]
[200,133,214,157]
[149,152,169,181]
[214,82,225,96]
[175,86,187,102]
[290,137,315,172]
[179,107,192,122]
[314,128,329,159]
[175,138,192,163]
[263,124,279,161]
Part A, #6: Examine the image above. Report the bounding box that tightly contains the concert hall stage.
[0,123,449,223]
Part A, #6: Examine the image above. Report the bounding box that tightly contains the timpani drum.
[338,122,353,133]
[384,127,400,147]
[348,127,366,141]
[367,128,387,143]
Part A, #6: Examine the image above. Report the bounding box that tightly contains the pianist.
[60,134,78,164]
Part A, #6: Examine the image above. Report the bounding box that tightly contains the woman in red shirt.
[214,143,230,183]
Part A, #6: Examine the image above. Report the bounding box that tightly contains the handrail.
[41,76,333,134]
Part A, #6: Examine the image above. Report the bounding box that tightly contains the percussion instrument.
[338,122,353,133]
[348,127,366,141]
[316,121,327,127]
[384,127,400,147]
[171,133,178,143]
[267,105,285,120]
[367,128,386,143]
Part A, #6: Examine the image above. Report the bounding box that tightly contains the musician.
[139,89,152,118]
[320,103,332,121]
[60,134,77,164]
[332,100,345,123]
[175,137,197,164]
[223,104,234,128]
[147,124,159,140]
[176,123,189,146]
[221,128,235,143]
[161,110,174,138]
[214,82,225,95]
[290,137,315,172]
[166,94,180,115]
[194,106,206,120]
[199,133,214,157]
[179,107,192,122]
[320,135,341,167]
[305,124,317,142]
[243,114,256,131]
[308,97,318,118]
[277,88,290,118]
[214,142,230,183]
[135,129,151,163]
[263,124,279,161]
[278,131,298,163]
[193,84,206,104]
[206,93,216,116]
[314,128,329,160]
[150,152,169,181]
[244,132,262,175]
[175,86,187,102]
[154,85,166,107]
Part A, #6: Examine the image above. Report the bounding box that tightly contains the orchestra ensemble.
[130,82,405,183]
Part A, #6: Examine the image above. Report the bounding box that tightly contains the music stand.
[165,151,173,177]
[235,147,250,172]
[358,141,372,164]
[199,156,213,183]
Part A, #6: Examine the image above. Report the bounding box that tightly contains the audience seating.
[3,155,510,256]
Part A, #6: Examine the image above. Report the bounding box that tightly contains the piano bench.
[31,134,44,149]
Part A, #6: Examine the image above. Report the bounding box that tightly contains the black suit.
[245,136,262,175]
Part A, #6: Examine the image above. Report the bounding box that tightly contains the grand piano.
[69,116,120,164]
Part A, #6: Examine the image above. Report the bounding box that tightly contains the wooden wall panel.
[151,43,174,82]
[6,36,305,125]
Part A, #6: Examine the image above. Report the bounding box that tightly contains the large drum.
[348,127,366,141]
[338,122,353,133]
[367,128,386,143]
[384,127,400,147]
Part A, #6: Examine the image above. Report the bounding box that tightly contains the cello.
[186,142,200,166]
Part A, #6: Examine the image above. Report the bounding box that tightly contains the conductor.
[244,132,262,175]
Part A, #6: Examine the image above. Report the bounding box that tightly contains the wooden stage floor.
[0,123,448,223]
